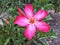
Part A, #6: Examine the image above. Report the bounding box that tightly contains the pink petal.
[14,15,29,26]
[24,24,36,40]
[35,21,50,32]
[17,7,26,16]
[34,10,48,20]
[24,4,34,18]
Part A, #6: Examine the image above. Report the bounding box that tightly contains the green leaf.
[4,37,10,45]
[39,0,51,5]
[44,15,52,21]
[49,28,57,38]
[33,39,49,45]
[50,36,57,38]
[44,4,54,9]
[41,39,49,45]
[0,35,3,45]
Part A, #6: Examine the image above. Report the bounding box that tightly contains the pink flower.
[14,4,50,40]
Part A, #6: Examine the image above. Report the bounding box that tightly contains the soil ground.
[49,13,60,45]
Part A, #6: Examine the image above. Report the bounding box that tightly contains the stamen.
[30,18,35,24]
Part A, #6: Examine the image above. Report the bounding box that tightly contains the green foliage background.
[0,0,58,45]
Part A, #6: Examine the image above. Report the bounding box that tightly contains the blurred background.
[0,0,60,45]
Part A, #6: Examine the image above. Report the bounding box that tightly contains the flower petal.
[24,24,36,40]
[17,7,26,16]
[34,10,48,20]
[35,21,50,32]
[24,4,34,18]
[14,15,29,26]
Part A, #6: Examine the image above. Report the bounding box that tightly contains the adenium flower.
[14,4,50,40]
